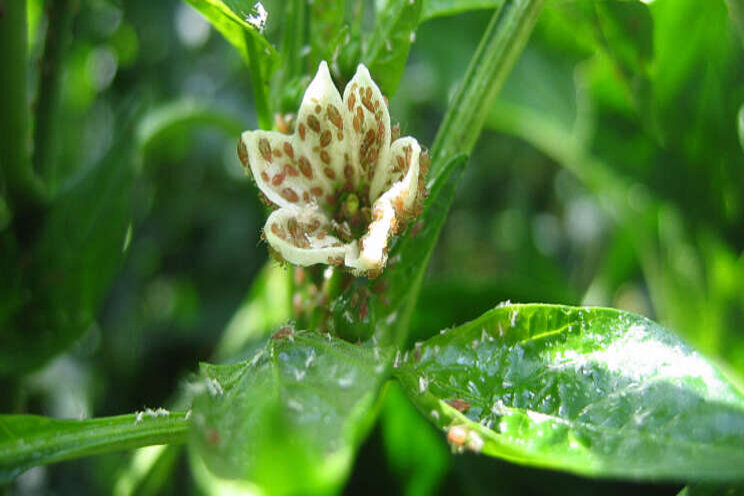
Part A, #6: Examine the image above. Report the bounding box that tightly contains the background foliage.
[1,0,743,494]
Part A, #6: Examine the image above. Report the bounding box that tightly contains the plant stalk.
[430,0,544,180]
[245,30,273,130]
[33,0,75,193]
[0,0,47,213]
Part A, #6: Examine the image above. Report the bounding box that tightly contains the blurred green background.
[8,0,744,493]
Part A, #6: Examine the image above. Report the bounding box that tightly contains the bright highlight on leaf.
[238,61,429,278]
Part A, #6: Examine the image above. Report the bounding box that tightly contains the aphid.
[447,399,471,413]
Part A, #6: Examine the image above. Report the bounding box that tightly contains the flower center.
[329,190,373,243]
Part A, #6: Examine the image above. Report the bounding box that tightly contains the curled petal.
[343,65,391,191]
[347,139,422,275]
[264,207,348,267]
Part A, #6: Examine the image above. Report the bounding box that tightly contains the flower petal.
[295,61,350,194]
[264,207,349,267]
[240,130,329,208]
[239,62,349,210]
[342,64,391,192]
[347,138,422,275]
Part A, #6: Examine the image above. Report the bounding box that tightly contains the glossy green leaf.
[0,412,189,483]
[422,0,502,21]
[184,0,278,81]
[0,135,135,376]
[364,0,423,96]
[395,304,744,481]
[190,331,393,494]
[136,100,245,155]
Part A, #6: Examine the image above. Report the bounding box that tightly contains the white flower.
[238,61,428,277]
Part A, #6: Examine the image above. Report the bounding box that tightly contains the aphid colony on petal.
[238,61,429,277]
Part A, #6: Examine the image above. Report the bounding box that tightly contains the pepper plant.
[1,0,744,494]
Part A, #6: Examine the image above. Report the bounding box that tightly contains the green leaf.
[364,0,423,96]
[0,132,136,376]
[136,99,246,155]
[190,331,393,494]
[395,304,744,481]
[421,0,502,21]
[184,0,278,128]
[0,412,189,484]
[183,0,278,81]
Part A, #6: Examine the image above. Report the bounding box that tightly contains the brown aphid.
[283,142,294,159]
[272,326,294,341]
[391,123,401,141]
[206,428,222,446]
[362,96,375,113]
[307,115,321,133]
[310,186,323,197]
[281,188,299,203]
[320,130,332,147]
[320,150,331,165]
[446,399,471,413]
[237,138,249,167]
[271,171,286,186]
[323,166,335,180]
[348,93,356,112]
[258,138,273,163]
[298,156,313,179]
[299,123,306,141]
[270,223,287,240]
[284,164,299,177]
[327,104,343,131]
[260,171,270,182]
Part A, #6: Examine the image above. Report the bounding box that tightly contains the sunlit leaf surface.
[190,331,392,494]
[396,304,744,480]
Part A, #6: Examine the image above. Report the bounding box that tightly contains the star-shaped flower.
[238,61,428,277]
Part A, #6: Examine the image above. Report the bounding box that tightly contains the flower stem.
[33,0,76,193]
[0,0,47,213]
[245,30,273,130]
[430,0,544,181]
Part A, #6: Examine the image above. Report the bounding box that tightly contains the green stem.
[280,0,306,82]
[0,0,47,212]
[430,0,544,181]
[33,0,75,193]
[0,412,189,484]
[387,0,544,346]
[245,31,273,130]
